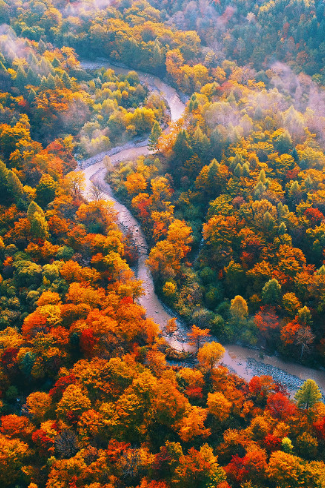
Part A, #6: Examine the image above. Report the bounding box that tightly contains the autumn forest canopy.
[2,0,325,487]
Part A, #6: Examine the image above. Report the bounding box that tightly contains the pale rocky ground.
[80,59,325,396]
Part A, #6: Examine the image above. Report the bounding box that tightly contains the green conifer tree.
[148,120,162,152]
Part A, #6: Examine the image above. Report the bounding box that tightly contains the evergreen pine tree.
[294,379,322,410]
[148,121,162,152]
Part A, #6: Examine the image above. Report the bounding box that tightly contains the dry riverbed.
[80,59,325,397]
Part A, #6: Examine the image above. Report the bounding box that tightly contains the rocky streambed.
[80,59,325,397]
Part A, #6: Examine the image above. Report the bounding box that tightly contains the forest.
[1,0,325,487]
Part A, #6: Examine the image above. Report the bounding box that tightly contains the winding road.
[80,59,325,395]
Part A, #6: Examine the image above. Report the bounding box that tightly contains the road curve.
[80,59,325,395]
